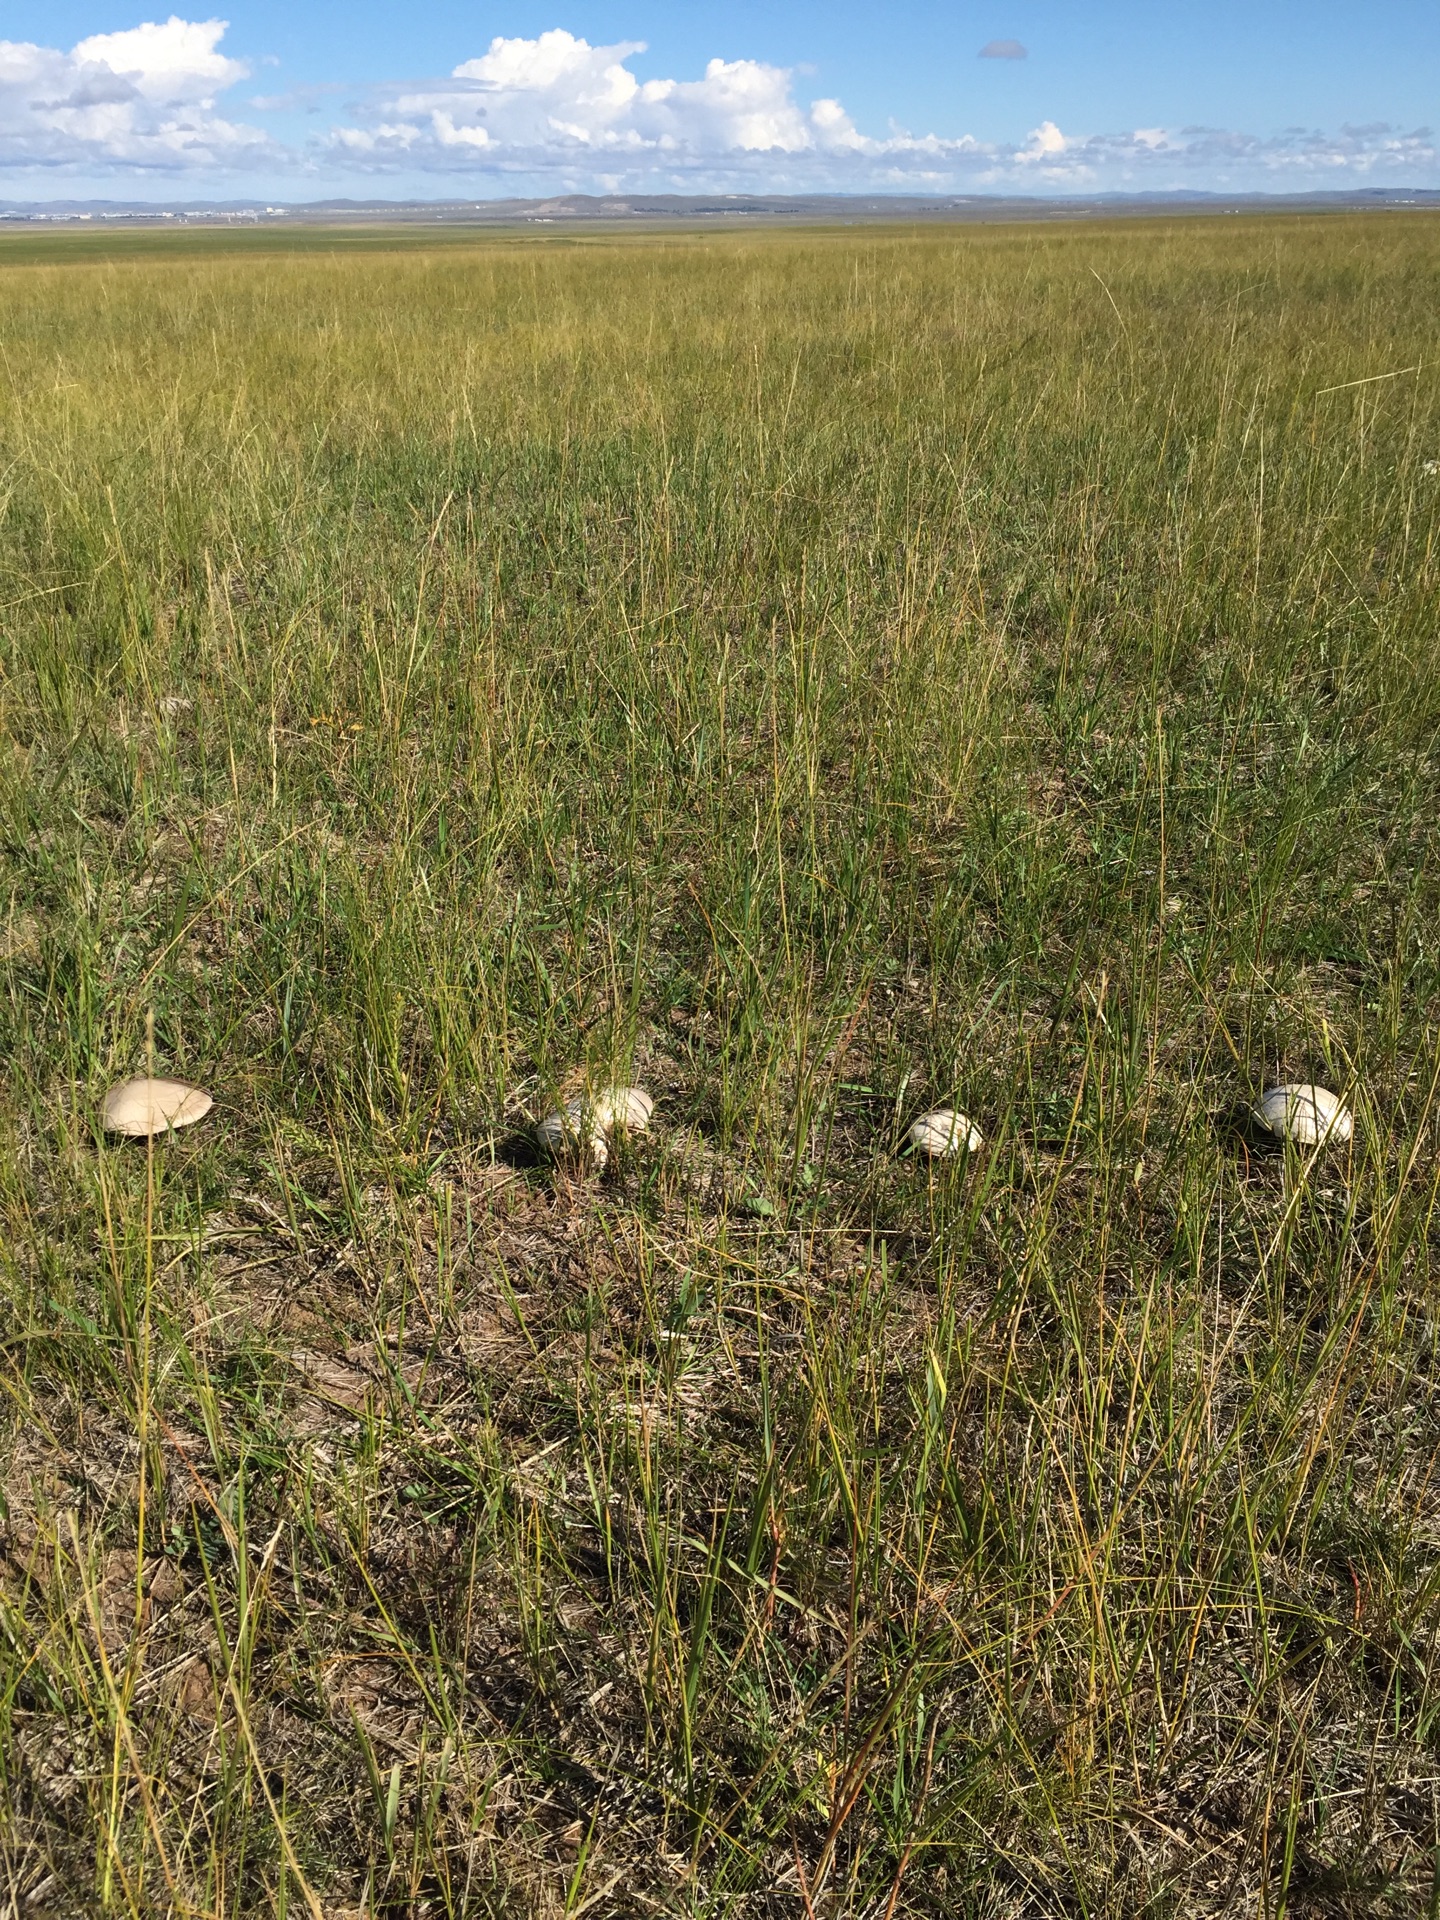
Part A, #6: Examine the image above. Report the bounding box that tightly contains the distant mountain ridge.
[3,188,1438,227]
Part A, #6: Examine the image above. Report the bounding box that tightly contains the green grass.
[0,212,1439,1915]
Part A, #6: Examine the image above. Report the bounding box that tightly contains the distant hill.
[4,188,1439,229]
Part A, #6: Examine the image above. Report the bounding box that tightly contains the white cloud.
[0,15,270,172]
[1004,119,1439,189]
[0,19,1435,196]
[328,35,1438,194]
[71,17,245,100]
[979,41,1028,60]
[1017,119,1068,162]
[334,31,846,169]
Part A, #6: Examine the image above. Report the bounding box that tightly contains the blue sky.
[2,2,1437,201]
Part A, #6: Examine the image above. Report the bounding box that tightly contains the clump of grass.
[0,211,1437,1914]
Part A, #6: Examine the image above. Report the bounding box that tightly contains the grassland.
[0,212,1438,1916]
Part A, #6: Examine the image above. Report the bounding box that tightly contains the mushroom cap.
[590,1086,654,1134]
[1253,1083,1352,1147]
[906,1109,983,1157]
[103,1077,213,1138]
[535,1102,608,1169]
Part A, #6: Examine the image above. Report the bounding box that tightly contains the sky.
[1,1,1437,203]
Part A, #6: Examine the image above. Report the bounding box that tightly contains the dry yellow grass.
[0,212,1438,1915]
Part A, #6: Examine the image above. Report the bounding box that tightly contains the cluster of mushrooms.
[100,1075,1356,1157]
[525,1081,1352,1166]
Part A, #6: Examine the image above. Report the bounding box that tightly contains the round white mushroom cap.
[590,1086,654,1133]
[535,1101,609,1169]
[103,1077,213,1138]
[907,1109,983,1157]
[1253,1083,1352,1147]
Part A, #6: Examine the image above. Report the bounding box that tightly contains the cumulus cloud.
[0,15,270,171]
[1017,120,1067,162]
[979,41,1028,60]
[331,30,859,169]
[326,33,1438,193]
[0,19,1436,196]
[1011,119,1439,187]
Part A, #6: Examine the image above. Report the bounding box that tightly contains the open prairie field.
[2,213,1440,1916]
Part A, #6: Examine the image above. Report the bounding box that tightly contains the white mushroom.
[590,1086,654,1134]
[103,1077,213,1138]
[906,1109,983,1157]
[535,1100,608,1169]
[1253,1083,1353,1147]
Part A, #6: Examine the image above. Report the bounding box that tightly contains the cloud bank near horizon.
[0,18,1435,197]
[0,17,272,172]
